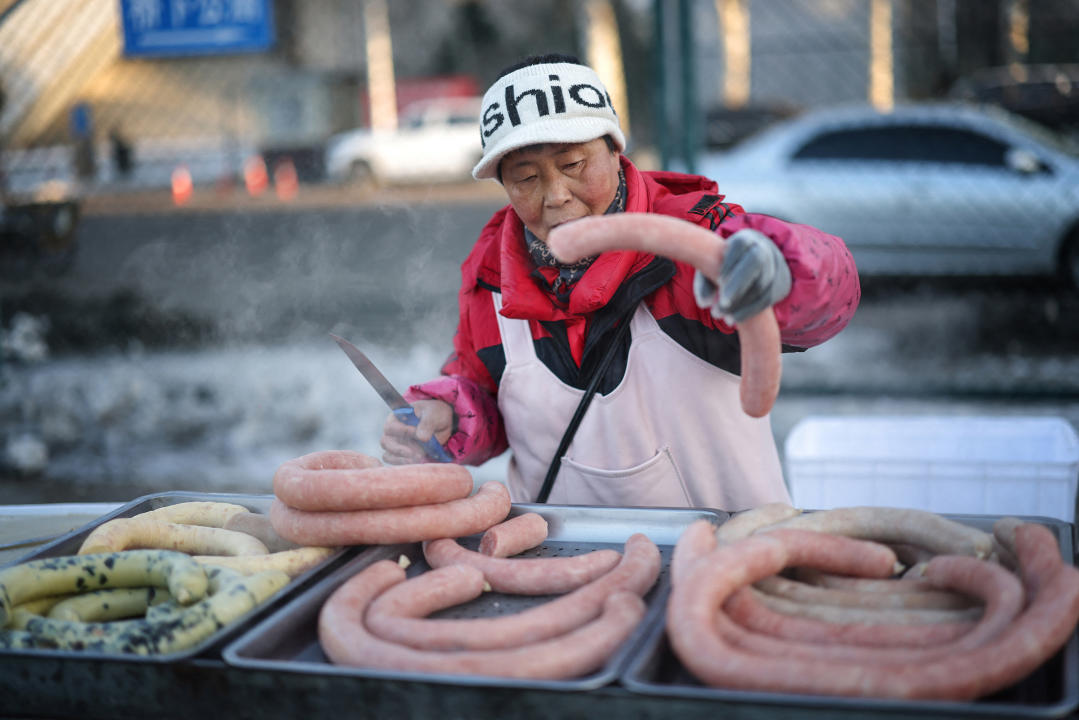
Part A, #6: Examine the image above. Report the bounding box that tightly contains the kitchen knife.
[330,333,454,463]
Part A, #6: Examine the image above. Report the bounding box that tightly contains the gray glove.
[693,228,792,323]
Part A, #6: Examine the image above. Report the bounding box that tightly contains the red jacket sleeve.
[405,282,509,466]
[718,212,861,348]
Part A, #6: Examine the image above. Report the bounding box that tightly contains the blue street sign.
[119,0,275,57]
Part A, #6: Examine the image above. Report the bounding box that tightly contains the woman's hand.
[692,228,791,324]
[380,399,456,465]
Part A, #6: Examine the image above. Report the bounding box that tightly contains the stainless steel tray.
[620,513,1079,719]
[223,503,726,691]
[0,490,354,663]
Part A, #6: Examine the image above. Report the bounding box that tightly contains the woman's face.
[499,138,621,243]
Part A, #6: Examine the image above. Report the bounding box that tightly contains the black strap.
[534,306,636,503]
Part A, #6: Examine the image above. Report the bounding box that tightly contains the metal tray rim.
[620,618,1079,718]
[0,490,351,664]
[619,513,1079,718]
[3,490,274,569]
[221,504,724,691]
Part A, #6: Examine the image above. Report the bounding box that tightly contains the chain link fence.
[1,0,1078,283]
[0,1,1075,186]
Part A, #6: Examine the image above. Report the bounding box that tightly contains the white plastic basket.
[784,415,1079,522]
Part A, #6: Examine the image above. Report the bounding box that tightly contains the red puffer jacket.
[406,155,860,465]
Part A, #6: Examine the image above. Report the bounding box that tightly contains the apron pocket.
[557,446,691,507]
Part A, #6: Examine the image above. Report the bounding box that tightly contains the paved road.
[30,183,507,349]
[18,183,1079,391]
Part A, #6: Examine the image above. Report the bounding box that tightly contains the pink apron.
[493,294,790,510]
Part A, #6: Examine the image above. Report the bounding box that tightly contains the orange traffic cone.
[171,165,193,206]
[244,155,269,196]
[274,158,299,202]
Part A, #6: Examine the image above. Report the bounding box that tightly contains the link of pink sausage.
[767,529,902,578]
[317,559,646,679]
[996,518,1057,598]
[269,481,511,546]
[753,575,975,610]
[669,519,719,588]
[722,586,976,647]
[672,522,975,646]
[666,522,1079,699]
[760,507,995,560]
[673,524,971,647]
[546,213,780,418]
[668,535,931,695]
[717,555,1023,663]
[478,512,549,557]
[273,450,473,511]
[715,503,803,545]
[365,533,661,651]
[751,587,984,625]
[792,567,938,594]
[422,536,621,594]
[670,522,900,592]
[365,563,487,627]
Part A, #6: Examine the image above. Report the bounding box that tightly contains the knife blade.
[330,333,453,463]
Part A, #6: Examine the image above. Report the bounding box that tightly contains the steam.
[0,337,508,499]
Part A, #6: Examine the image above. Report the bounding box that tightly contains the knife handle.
[393,407,454,463]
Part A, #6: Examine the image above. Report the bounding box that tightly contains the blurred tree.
[460,0,498,47]
[432,0,497,78]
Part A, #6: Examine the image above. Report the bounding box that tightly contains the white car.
[698,102,1079,289]
[324,96,483,186]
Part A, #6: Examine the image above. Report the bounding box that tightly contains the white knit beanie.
[472,61,626,180]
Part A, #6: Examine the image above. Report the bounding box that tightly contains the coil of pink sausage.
[273,450,474,511]
[546,213,780,418]
[364,533,661,651]
[665,521,1079,699]
[316,559,646,679]
[422,536,621,595]
[670,519,975,647]
[716,555,1022,663]
[269,481,511,546]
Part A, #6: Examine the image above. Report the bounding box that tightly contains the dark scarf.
[526,167,627,305]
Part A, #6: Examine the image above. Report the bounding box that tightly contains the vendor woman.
[379,53,860,510]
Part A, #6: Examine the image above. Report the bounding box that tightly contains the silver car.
[698,103,1079,289]
[324,97,482,186]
